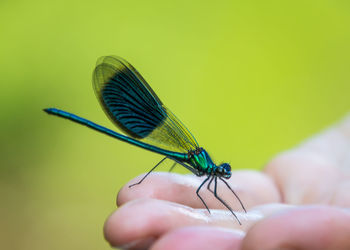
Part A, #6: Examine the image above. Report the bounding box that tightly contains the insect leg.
[219,177,247,213]
[168,162,177,172]
[196,175,212,214]
[168,157,200,176]
[207,175,215,194]
[129,157,167,188]
[213,177,242,225]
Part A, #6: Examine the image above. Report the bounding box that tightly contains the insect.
[44,56,246,224]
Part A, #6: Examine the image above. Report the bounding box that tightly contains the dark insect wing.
[93,56,199,153]
[93,56,164,138]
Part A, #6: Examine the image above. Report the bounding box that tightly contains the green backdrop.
[1,0,349,249]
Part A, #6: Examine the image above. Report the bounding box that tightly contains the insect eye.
[221,163,231,172]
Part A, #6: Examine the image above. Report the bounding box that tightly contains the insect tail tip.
[43,108,56,114]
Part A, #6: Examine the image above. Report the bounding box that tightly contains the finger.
[300,115,350,163]
[150,226,244,250]
[118,170,281,211]
[105,198,290,248]
[265,150,339,204]
[241,205,350,250]
[265,115,350,205]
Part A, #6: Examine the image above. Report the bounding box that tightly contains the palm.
[104,116,350,250]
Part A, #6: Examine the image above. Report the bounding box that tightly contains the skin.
[104,114,350,250]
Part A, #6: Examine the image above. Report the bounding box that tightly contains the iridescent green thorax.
[186,148,215,174]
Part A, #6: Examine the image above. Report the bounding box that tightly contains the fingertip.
[104,209,156,249]
[116,173,164,206]
[103,208,120,247]
[104,198,211,248]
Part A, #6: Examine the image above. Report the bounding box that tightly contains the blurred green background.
[1,0,349,249]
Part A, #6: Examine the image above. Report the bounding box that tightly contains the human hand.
[104,115,350,250]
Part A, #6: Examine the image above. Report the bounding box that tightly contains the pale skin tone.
[104,115,350,250]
